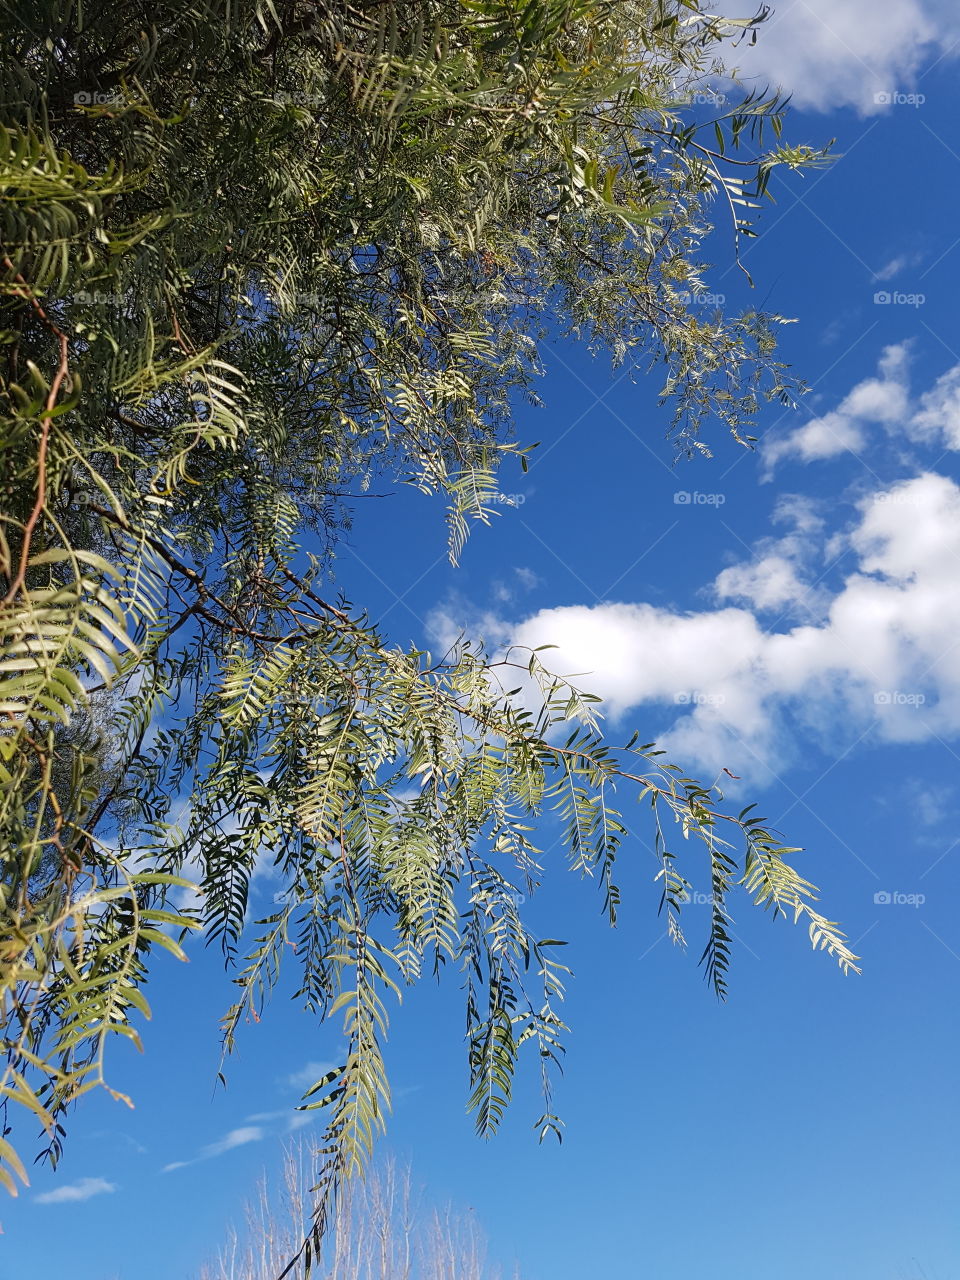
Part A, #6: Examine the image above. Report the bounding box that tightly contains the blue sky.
[12,3,960,1277]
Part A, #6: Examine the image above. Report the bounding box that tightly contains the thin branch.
[2,257,71,603]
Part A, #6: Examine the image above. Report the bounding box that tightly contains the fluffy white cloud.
[715,494,827,614]
[35,1177,116,1205]
[716,0,958,114]
[912,364,960,448]
[435,468,960,784]
[763,345,960,476]
[763,343,912,474]
[715,552,814,612]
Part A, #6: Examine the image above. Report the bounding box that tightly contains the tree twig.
[2,257,71,603]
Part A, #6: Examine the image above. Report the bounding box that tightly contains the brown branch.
[2,257,71,604]
[88,504,365,654]
[86,503,284,644]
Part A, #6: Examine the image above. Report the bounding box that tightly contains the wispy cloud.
[162,1125,263,1174]
[246,1109,314,1133]
[203,1125,263,1158]
[914,784,955,829]
[492,566,542,604]
[35,1177,117,1205]
[88,1129,148,1155]
[872,251,925,282]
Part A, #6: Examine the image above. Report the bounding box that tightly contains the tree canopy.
[0,0,855,1261]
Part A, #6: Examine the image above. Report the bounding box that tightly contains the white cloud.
[714,495,827,615]
[874,255,909,282]
[762,343,952,475]
[715,552,814,613]
[912,364,960,449]
[508,601,768,723]
[162,1125,263,1173]
[491,568,541,604]
[439,465,960,784]
[202,1126,263,1158]
[772,494,826,536]
[427,602,512,658]
[768,409,870,470]
[35,1177,117,1205]
[873,252,925,282]
[913,783,954,828]
[716,0,958,114]
[246,1108,314,1132]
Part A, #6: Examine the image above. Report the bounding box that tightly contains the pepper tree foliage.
[0,0,858,1244]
